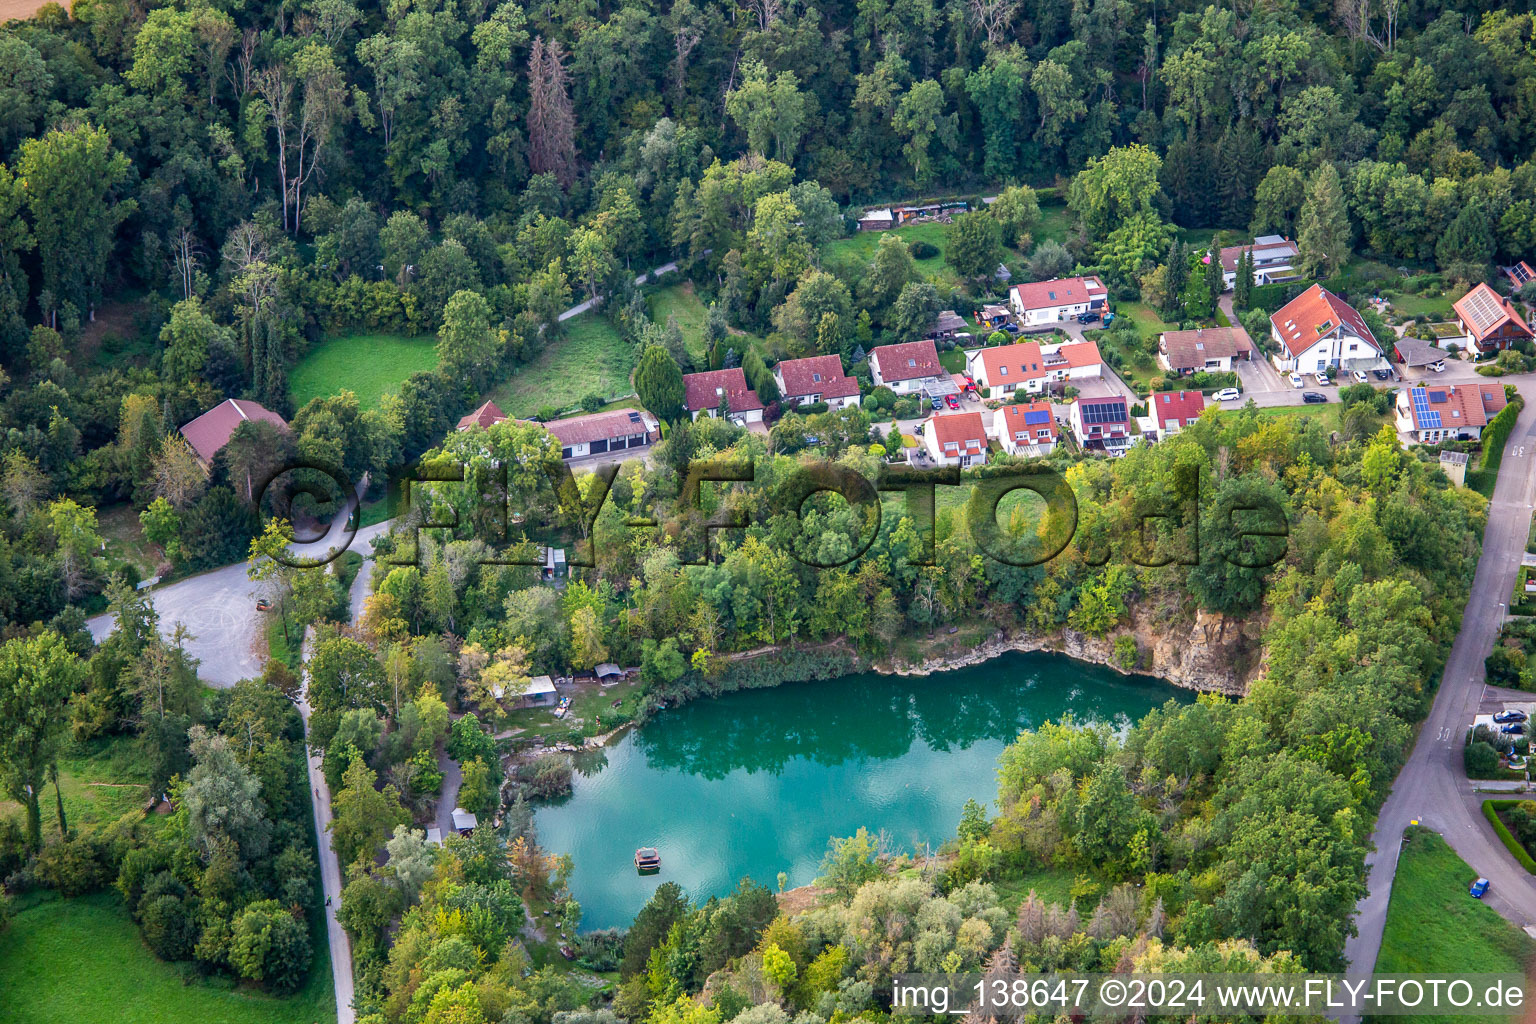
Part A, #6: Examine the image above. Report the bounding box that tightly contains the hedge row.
[1482,396,1524,472]
[1481,799,1536,873]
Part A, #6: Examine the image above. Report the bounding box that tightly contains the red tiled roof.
[1403,384,1506,432]
[774,355,859,400]
[976,341,1046,385]
[1269,284,1377,357]
[457,400,508,431]
[1151,390,1206,429]
[1453,283,1531,343]
[180,399,288,463]
[543,408,658,446]
[1044,340,1103,370]
[1218,237,1297,273]
[1010,275,1106,312]
[683,368,763,414]
[1503,262,1534,288]
[870,340,942,382]
[929,411,987,453]
[997,401,1058,441]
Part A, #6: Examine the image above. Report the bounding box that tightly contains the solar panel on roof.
[1411,387,1441,429]
[1024,410,1049,425]
[1510,263,1532,284]
[1427,390,1447,402]
[1081,400,1126,425]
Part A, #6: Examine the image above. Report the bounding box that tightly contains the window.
[715,387,723,397]
[943,441,959,452]
[999,366,1008,376]
[812,372,822,382]
[907,358,917,367]
[1037,428,1050,438]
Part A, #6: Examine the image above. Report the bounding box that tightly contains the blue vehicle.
[1470,877,1490,899]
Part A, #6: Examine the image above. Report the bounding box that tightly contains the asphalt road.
[1343,389,1536,980]
[85,492,391,687]
[299,632,356,1024]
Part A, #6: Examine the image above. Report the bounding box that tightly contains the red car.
[945,394,959,409]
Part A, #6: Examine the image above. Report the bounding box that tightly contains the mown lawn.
[1385,289,1457,320]
[492,314,635,418]
[0,892,335,1024]
[1372,828,1534,1024]
[289,332,438,411]
[1034,202,1074,246]
[97,503,163,580]
[823,222,960,287]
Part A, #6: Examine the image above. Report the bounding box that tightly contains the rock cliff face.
[877,605,1262,696]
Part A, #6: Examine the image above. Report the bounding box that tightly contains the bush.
[909,240,939,260]
[141,893,198,961]
[1483,801,1536,873]
[866,386,896,412]
[1463,740,1500,777]
[33,832,116,896]
[1480,396,1524,472]
[579,393,606,412]
[517,753,574,800]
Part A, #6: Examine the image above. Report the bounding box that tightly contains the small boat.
[635,847,661,873]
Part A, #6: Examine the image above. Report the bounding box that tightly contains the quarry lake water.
[533,650,1188,930]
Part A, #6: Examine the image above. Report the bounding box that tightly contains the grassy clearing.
[289,332,438,411]
[1373,827,1534,1024]
[97,503,163,579]
[992,866,1086,911]
[823,222,961,287]
[1034,203,1074,246]
[0,735,158,845]
[1245,401,1351,432]
[0,891,335,1024]
[1386,289,1457,320]
[492,314,635,418]
[498,675,649,741]
[648,282,766,364]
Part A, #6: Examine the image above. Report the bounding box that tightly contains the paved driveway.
[86,493,392,687]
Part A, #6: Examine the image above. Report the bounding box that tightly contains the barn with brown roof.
[180,399,288,468]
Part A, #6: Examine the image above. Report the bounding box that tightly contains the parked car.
[1302,392,1328,404]
[1470,877,1490,899]
[1373,368,1393,380]
[1212,387,1242,402]
[1493,710,1528,724]
[1428,360,1446,373]
[945,394,959,409]
[1289,372,1304,388]
[1314,371,1332,386]
[1076,311,1101,324]
[1501,723,1526,736]
[1352,369,1369,384]
[1002,323,1021,334]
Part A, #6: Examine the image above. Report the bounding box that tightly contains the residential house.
[457,400,508,431]
[928,309,968,341]
[543,408,659,460]
[858,208,894,231]
[1069,395,1131,453]
[966,341,1046,396]
[1009,275,1108,327]
[1395,383,1507,444]
[683,368,764,424]
[1453,283,1533,355]
[1039,339,1104,384]
[1268,284,1383,373]
[180,398,288,469]
[869,339,948,396]
[1150,390,1206,436]
[1157,327,1254,375]
[1216,235,1300,290]
[773,355,861,409]
[992,401,1058,457]
[921,411,989,467]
